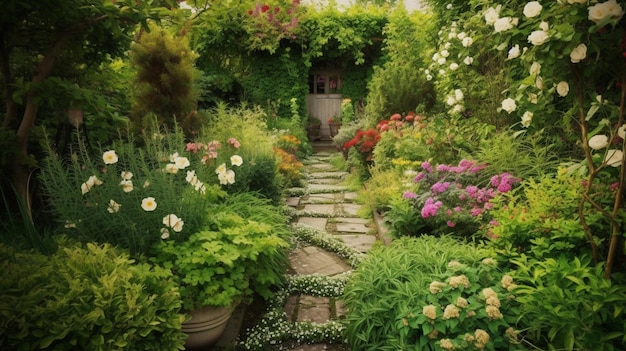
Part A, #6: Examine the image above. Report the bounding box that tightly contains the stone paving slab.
[308,163,334,171]
[335,234,376,253]
[297,217,327,231]
[288,246,352,276]
[303,194,338,204]
[308,178,343,185]
[335,222,370,233]
[334,217,369,225]
[302,204,336,215]
[341,203,362,216]
[308,184,348,193]
[343,192,358,201]
[297,296,330,323]
[286,197,301,207]
[308,171,348,179]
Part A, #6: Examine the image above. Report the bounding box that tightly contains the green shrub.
[512,255,626,351]
[0,239,186,350]
[344,236,514,350]
[360,167,407,213]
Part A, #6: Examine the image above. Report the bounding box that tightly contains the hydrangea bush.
[396,159,520,238]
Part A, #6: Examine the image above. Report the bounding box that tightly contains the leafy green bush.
[344,236,508,350]
[0,239,186,350]
[360,167,407,213]
[485,169,604,262]
[512,255,626,351]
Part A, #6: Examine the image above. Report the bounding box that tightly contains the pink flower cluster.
[186,138,240,165]
[403,159,520,227]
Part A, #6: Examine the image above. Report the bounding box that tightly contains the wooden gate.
[307,71,343,139]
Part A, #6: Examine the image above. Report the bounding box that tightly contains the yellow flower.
[440,339,456,350]
[456,297,468,308]
[443,304,460,319]
[429,281,447,294]
[102,150,118,165]
[141,197,157,212]
[486,305,503,319]
[501,275,514,289]
[482,287,497,299]
[448,275,470,289]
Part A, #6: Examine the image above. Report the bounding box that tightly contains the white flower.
[570,43,587,63]
[164,163,178,174]
[441,49,450,58]
[218,169,236,185]
[484,6,501,24]
[446,3,453,9]
[432,52,440,61]
[462,37,473,47]
[141,197,157,212]
[449,62,459,71]
[168,152,179,163]
[174,156,190,170]
[120,171,133,180]
[539,21,550,31]
[160,228,170,240]
[102,150,118,165]
[523,1,543,18]
[463,56,474,65]
[528,93,539,104]
[588,134,609,150]
[530,61,541,76]
[446,96,457,106]
[439,69,446,75]
[556,81,569,97]
[81,175,103,195]
[454,89,464,101]
[215,163,227,174]
[494,17,518,32]
[604,149,623,167]
[143,180,151,188]
[444,42,451,49]
[536,76,544,90]
[588,0,624,24]
[426,74,433,81]
[507,45,521,59]
[521,111,533,127]
[438,57,447,65]
[230,155,243,167]
[618,124,626,139]
[107,199,121,213]
[186,170,199,185]
[120,179,134,193]
[452,104,465,113]
[568,0,587,3]
[457,32,467,40]
[501,98,517,113]
[528,30,550,45]
[163,214,184,232]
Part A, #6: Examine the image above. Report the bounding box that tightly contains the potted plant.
[306,116,322,141]
[328,117,342,137]
[151,196,289,348]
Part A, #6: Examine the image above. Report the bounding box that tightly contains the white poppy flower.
[102,150,118,165]
[120,171,133,180]
[604,149,623,167]
[164,163,178,174]
[141,197,157,212]
[174,156,190,169]
[230,155,243,167]
[107,199,121,213]
[160,228,170,240]
[120,180,134,193]
[618,124,626,139]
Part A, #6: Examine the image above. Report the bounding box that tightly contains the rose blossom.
[523,1,542,17]
[507,45,520,59]
[521,111,533,127]
[501,98,517,113]
[556,81,569,97]
[528,30,549,45]
[494,17,517,32]
[588,0,624,24]
[570,43,587,63]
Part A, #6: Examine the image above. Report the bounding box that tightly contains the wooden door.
[307,72,342,139]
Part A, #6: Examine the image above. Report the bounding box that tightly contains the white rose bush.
[425,0,624,279]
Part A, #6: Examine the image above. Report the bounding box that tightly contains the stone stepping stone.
[308,163,334,171]
[296,296,330,323]
[285,197,300,207]
[334,217,369,225]
[334,234,376,253]
[335,222,370,234]
[308,171,348,179]
[303,194,339,204]
[343,192,359,201]
[288,246,352,276]
[301,204,336,216]
[341,203,362,216]
[308,178,344,185]
[297,217,327,231]
[308,184,348,193]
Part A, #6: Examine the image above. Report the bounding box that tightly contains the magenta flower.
[403,191,418,199]
[421,161,433,172]
[421,198,443,218]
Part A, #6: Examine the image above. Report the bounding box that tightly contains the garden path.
[216,146,383,350]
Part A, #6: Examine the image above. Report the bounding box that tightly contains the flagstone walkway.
[215,147,382,350]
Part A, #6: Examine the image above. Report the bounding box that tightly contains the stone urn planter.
[182,305,233,349]
[307,123,321,141]
[328,122,341,137]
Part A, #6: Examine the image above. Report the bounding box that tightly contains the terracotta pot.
[328,122,341,137]
[182,305,233,350]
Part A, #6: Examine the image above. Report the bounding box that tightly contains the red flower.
[261,4,270,12]
[390,113,402,121]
